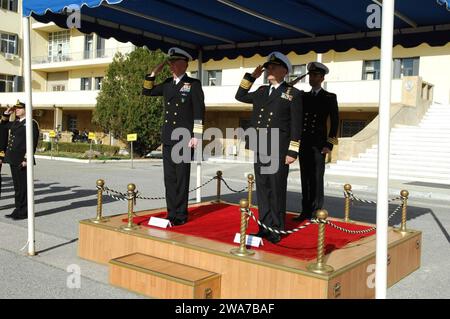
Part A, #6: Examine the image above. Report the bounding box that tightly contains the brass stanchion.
[307,209,334,274]
[343,184,354,223]
[120,183,139,231]
[91,179,109,224]
[394,190,412,235]
[216,171,222,202]
[230,199,255,257]
[247,174,254,207]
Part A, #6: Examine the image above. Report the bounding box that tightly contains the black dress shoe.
[12,215,27,220]
[267,232,281,244]
[5,214,16,219]
[172,218,187,226]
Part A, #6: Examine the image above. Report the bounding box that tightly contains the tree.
[94,48,171,156]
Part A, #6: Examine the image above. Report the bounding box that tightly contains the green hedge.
[37,141,120,154]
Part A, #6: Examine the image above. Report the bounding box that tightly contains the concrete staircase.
[327,104,450,184]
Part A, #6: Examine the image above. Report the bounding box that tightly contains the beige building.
[1,1,449,156]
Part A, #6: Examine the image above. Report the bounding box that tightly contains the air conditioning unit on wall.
[4,53,16,61]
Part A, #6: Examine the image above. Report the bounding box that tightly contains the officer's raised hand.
[150,61,167,77]
[251,65,264,79]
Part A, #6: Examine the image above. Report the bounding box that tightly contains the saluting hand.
[251,65,264,79]
[5,107,14,115]
[150,61,166,77]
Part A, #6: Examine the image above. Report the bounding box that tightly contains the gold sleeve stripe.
[288,141,300,153]
[0,151,4,157]
[327,137,338,145]
[193,124,204,134]
[239,78,253,90]
[143,80,154,89]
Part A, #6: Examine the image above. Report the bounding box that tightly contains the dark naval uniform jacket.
[302,89,339,150]
[235,73,303,159]
[0,114,40,166]
[142,74,205,144]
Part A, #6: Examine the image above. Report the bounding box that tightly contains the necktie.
[173,79,177,86]
[269,86,275,96]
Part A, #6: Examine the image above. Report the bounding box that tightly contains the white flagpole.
[376,0,395,299]
[23,16,36,256]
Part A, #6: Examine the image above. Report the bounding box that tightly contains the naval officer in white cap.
[142,47,205,226]
[293,61,339,222]
[235,52,303,244]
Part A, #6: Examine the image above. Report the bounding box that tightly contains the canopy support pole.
[196,49,203,203]
[23,16,36,256]
[376,0,395,299]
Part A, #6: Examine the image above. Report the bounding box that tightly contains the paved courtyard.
[0,158,449,298]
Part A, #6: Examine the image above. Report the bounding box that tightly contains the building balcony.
[203,79,404,111]
[0,78,420,111]
[0,90,99,108]
[31,46,134,71]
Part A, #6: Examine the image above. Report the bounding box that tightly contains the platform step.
[109,253,221,299]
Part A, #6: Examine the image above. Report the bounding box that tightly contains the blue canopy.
[23,0,450,61]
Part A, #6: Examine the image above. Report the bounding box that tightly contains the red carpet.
[123,203,376,261]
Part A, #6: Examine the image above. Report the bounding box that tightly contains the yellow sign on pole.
[127,134,137,142]
[88,132,96,140]
[49,130,56,138]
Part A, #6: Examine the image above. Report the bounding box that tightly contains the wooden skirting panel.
[78,203,421,299]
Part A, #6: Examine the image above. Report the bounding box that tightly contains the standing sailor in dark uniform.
[236,52,303,244]
[293,62,339,221]
[142,47,205,226]
[1,101,40,220]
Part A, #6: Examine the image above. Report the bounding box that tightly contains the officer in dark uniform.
[293,62,339,221]
[1,101,40,220]
[236,52,303,244]
[142,47,205,226]
[0,112,8,198]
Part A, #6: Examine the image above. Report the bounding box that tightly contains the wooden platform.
[78,201,422,299]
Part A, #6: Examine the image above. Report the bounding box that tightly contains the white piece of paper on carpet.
[233,233,264,247]
[148,217,171,228]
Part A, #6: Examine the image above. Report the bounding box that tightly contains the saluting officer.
[293,62,339,221]
[142,47,205,226]
[1,101,40,220]
[236,52,303,244]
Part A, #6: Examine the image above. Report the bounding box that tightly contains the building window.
[393,57,420,79]
[84,34,94,59]
[362,60,381,80]
[81,77,92,90]
[95,77,103,90]
[0,33,18,55]
[48,31,70,62]
[0,74,14,92]
[1,0,18,12]
[340,120,367,137]
[363,58,420,80]
[67,115,78,132]
[96,35,105,58]
[204,70,222,86]
[52,85,66,91]
[287,64,307,83]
